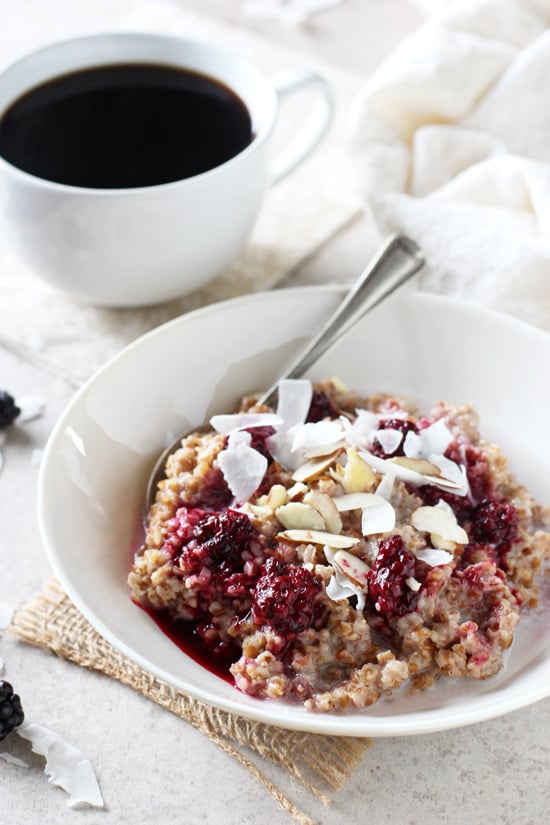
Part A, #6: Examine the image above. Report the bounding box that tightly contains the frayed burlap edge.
[11,577,371,825]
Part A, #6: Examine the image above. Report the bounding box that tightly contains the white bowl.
[38,285,550,736]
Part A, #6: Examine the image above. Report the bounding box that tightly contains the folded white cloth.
[350,0,550,331]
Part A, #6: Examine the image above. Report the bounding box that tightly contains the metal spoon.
[145,234,424,510]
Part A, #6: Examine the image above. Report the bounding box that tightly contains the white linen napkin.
[350,0,550,332]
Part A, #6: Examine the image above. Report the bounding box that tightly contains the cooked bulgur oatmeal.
[128,379,550,712]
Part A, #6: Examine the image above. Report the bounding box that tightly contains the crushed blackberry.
[0,391,20,428]
[367,535,427,620]
[0,680,24,740]
[371,418,418,457]
[306,390,337,423]
[251,557,325,637]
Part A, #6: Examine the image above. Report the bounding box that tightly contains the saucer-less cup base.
[0,33,333,306]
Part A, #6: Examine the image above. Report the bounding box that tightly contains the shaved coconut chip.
[415,547,454,567]
[217,439,267,502]
[342,409,378,447]
[210,412,282,434]
[361,495,396,535]
[276,502,326,531]
[324,547,366,609]
[277,529,359,548]
[405,576,422,592]
[403,418,453,459]
[0,602,13,629]
[291,452,338,482]
[304,441,345,459]
[228,430,251,447]
[0,752,29,767]
[411,506,468,544]
[374,428,403,455]
[292,420,344,453]
[429,454,470,497]
[376,470,396,500]
[276,379,312,429]
[16,395,45,423]
[17,723,104,809]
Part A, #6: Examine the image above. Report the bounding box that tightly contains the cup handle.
[270,69,334,185]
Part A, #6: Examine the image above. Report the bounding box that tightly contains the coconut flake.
[209,412,283,434]
[415,547,454,567]
[360,495,396,535]
[275,379,312,429]
[291,420,345,452]
[291,452,339,482]
[17,723,104,809]
[411,505,468,544]
[429,454,470,497]
[404,418,453,459]
[0,602,13,630]
[376,470,396,500]
[373,428,403,455]
[342,409,378,448]
[217,437,267,502]
[16,395,45,423]
[0,752,29,767]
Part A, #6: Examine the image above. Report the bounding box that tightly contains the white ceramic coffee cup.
[0,32,333,307]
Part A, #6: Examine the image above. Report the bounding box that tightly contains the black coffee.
[0,63,253,188]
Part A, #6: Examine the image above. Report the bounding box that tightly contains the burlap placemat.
[11,577,371,825]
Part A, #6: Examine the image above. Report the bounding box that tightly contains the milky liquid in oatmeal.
[129,379,550,712]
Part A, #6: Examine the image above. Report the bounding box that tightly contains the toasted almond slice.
[286,482,308,500]
[388,456,441,476]
[291,452,339,483]
[430,533,457,552]
[304,490,343,534]
[342,447,376,493]
[276,502,326,531]
[277,529,360,548]
[405,576,422,592]
[332,549,370,588]
[411,506,468,544]
[255,484,288,510]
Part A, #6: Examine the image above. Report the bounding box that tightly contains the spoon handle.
[258,234,424,408]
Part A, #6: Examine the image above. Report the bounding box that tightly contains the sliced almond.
[415,546,454,566]
[276,502,326,531]
[277,529,360,549]
[430,533,457,552]
[291,452,339,483]
[255,484,288,510]
[286,482,308,500]
[332,549,370,589]
[411,505,468,545]
[333,492,384,512]
[405,576,422,592]
[341,447,376,493]
[389,456,441,476]
[304,490,343,534]
[304,442,345,459]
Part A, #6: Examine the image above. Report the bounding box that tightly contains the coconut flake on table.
[403,418,453,459]
[16,723,104,809]
[16,395,45,423]
[0,752,29,768]
[217,431,268,502]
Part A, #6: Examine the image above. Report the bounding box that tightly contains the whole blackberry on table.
[0,680,25,740]
[0,390,20,428]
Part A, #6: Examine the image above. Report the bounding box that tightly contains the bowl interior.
[38,285,550,736]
